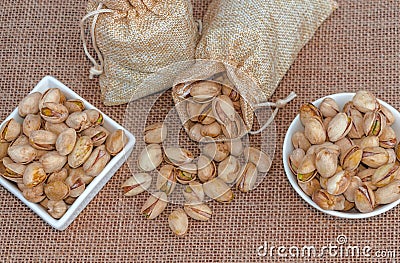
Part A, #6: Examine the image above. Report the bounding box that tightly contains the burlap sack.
[172,0,338,139]
[83,0,199,105]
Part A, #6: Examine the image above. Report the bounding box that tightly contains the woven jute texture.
[0,0,399,262]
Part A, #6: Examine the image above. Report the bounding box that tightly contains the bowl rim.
[283,92,400,219]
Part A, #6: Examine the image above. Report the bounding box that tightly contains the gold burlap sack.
[83,0,199,105]
[172,0,338,139]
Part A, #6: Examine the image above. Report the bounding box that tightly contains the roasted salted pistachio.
[184,203,212,221]
[22,183,45,203]
[177,163,197,184]
[291,131,311,152]
[218,155,240,184]
[22,114,42,137]
[0,142,9,160]
[44,180,70,201]
[39,88,66,109]
[186,98,204,122]
[29,130,58,150]
[66,111,90,132]
[212,95,236,124]
[221,85,240,102]
[354,184,375,213]
[182,181,205,204]
[347,108,364,139]
[361,146,389,168]
[363,111,386,137]
[0,119,21,142]
[315,149,338,178]
[40,102,69,124]
[144,122,167,144]
[304,116,326,145]
[168,208,189,237]
[64,99,85,113]
[299,103,322,126]
[379,104,395,126]
[343,176,362,202]
[188,123,203,141]
[189,81,221,103]
[197,102,215,125]
[47,168,68,183]
[197,155,216,183]
[40,151,67,174]
[44,122,69,135]
[297,154,317,183]
[2,157,26,181]
[236,162,258,192]
[375,180,400,205]
[106,129,128,156]
[65,173,86,197]
[243,147,272,173]
[7,144,37,164]
[379,126,397,149]
[225,138,243,157]
[19,92,42,117]
[23,162,47,187]
[371,163,399,187]
[312,189,345,211]
[82,126,110,147]
[220,114,244,139]
[200,122,221,138]
[83,145,111,177]
[298,178,321,197]
[356,136,379,149]
[203,177,234,202]
[326,170,351,195]
[47,200,67,219]
[164,147,193,166]
[138,144,163,172]
[319,97,339,118]
[68,136,93,168]
[84,109,104,126]
[141,191,168,219]
[288,148,305,175]
[121,173,152,196]
[352,90,378,113]
[327,113,352,142]
[156,165,178,195]
[202,142,229,162]
[56,128,77,156]
[340,145,363,171]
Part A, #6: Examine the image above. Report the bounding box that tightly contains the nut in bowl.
[0,76,135,230]
[283,92,400,218]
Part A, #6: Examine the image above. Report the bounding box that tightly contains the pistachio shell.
[29,130,57,150]
[298,178,321,196]
[44,122,69,135]
[352,90,378,113]
[40,151,67,174]
[312,189,345,210]
[164,147,193,166]
[326,170,352,195]
[83,145,111,177]
[84,109,104,126]
[236,162,258,192]
[65,173,86,197]
[64,99,85,113]
[387,149,396,164]
[2,157,26,179]
[81,126,110,147]
[188,123,203,141]
[44,181,70,201]
[121,173,152,196]
[243,147,272,173]
[315,149,338,178]
[184,203,212,221]
[343,176,362,202]
[197,155,216,183]
[343,200,355,211]
[225,138,243,157]
[47,200,67,219]
[0,142,9,160]
[182,181,204,204]
[327,113,352,142]
[156,165,177,195]
[356,136,379,149]
[186,98,204,122]
[56,128,77,156]
[375,180,400,205]
[218,155,241,184]
[177,163,197,184]
[203,177,234,202]
[22,183,45,203]
[304,116,326,145]
[23,162,47,187]
[18,92,42,117]
[363,111,386,137]
[289,148,305,175]
[319,98,339,118]
[138,144,163,172]
[347,109,364,139]
[22,114,42,137]
[202,142,229,162]
[200,122,221,138]
[11,135,29,147]
[144,122,167,144]
[68,136,93,168]
[297,154,317,183]
[379,104,395,126]
[65,111,91,132]
[7,144,37,164]
[354,184,375,213]
[168,208,189,236]
[189,81,221,103]
[291,131,311,151]
[340,145,363,171]
[197,102,215,125]
[220,115,244,139]
[299,103,322,126]
[379,126,397,149]
[361,146,389,168]
[371,163,399,187]
[212,95,236,124]
[40,102,69,124]
[105,129,128,156]
[140,192,168,219]
[47,168,68,184]
[0,119,21,142]
[39,88,65,109]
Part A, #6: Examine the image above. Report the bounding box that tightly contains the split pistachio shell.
[308,142,340,156]
[375,180,400,205]
[3,157,26,179]
[202,142,229,162]
[312,189,345,210]
[23,162,47,187]
[197,155,216,183]
[379,126,397,149]
[182,181,204,204]
[357,136,379,149]
[334,137,354,156]
[354,184,375,213]
[138,144,163,171]
[22,183,45,203]
[243,147,272,174]
[121,173,152,196]
[364,111,386,137]
[18,92,42,117]
[40,151,67,174]
[319,98,339,118]
[56,128,77,156]
[298,178,321,196]
[236,162,258,192]
[220,115,244,139]
[326,170,352,195]
[184,203,212,221]
[84,109,104,126]
[304,116,326,145]
[379,104,395,126]
[64,99,85,113]
[47,200,67,219]
[197,103,215,125]
[40,102,69,124]
[189,81,221,103]
[327,113,352,142]
[144,122,167,144]
[8,144,37,164]
[39,88,65,109]
[65,173,86,197]
[188,123,203,141]
[0,119,21,142]
[11,135,29,147]
[177,163,197,184]
[343,176,362,202]
[371,163,399,187]
[156,165,177,195]
[200,122,221,138]
[352,90,378,113]
[168,208,189,237]
[83,145,111,177]
[221,85,240,101]
[357,168,376,184]
[289,148,305,175]
[29,130,58,150]
[297,154,317,183]
[340,145,363,171]
[141,192,168,219]
[164,147,193,166]
[44,180,70,201]
[47,168,68,183]
[68,136,93,168]
[203,177,234,202]
[212,95,236,124]
[361,146,389,168]
[226,138,243,157]
[347,109,364,139]
[66,111,90,132]
[105,129,128,156]
[218,155,241,183]
[82,126,110,147]
[23,114,42,137]
[299,103,322,126]
[0,142,9,160]
[291,131,311,152]
[315,149,338,178]
[186,98,204,122]
[44,122,69,135]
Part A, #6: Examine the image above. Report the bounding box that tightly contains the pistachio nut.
[304,116,326,145]
[323,117,333,131]
[68,136,93,168]
[177,163,197,184]
[56,128,77,156]
[352,90,379,113]
[39,88,66,109]
[121,173,152,196]
[18,92,42,117]
[327,113,352,142]
[35,149,48,161]
[364,111,386,137]
[225,138,243,157]
[218,155,241,184]
[197,155,216,183]
[40,151,67,174]
[29,130,57,150]
[44,180,70,201]
[220,115,244,139]
[342,101,356,114]
[140,191,168,219]
[182,181,204,204]
[288,148,305,175]
[164,147,193,166]
[84,109,104,126]
[47,200,67,219]
[326,170,351,195]
[184,203,212,221]
[243,147,272,173]
[347,109,364,139]
[144,122,167,144]
[44,121,69,135]
[202,142,229,162]
[0,142,9,160]
[168,208,189,237]
[371,163,399,187]
[65,173,86,197]
[319,97,339,118]
[22,183,46,203]
[23,162,47,187]
[315,149,338,178]
[361,146,389,168]
[356,136,379,149]
[298,178,321,196]
[354,184,375,213]
[299,103,322,126]
[47,168,68,183]
[308,142,340,156]
[236,162,258,192]
[334,137,354,156]
[22,114,42,137]
[64,99,85,113]
[212,95,236,123]
[7,144,37,164]
[357,168,376,188]
[379,126,397,149]
[65,111,91,132]
[379,104,395,126]
[106,129,128,156]
[297,154,317,183]
[83,145,111,177]
[197,102,216,125]
[291,131,311,152]
[375,180,400,205]
[2,157,26,180]
[189,81,221,103]
[81,126,110,147]
[340,145,363,171]
[186,98,204,122]
[188,123,203,142]
[11,135,29,147]
[319,176,328,190]
[156,165,177,195]
[203,177,234,202]
[343,176,362,202]
[138,144,163,172]
[312,189,345,210]
[200,122,221,138]
[40,102,69,124]
[0,119,21,142]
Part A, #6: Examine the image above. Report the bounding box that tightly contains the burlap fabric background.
[0,1,399,262]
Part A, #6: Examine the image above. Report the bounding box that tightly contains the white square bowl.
[0,76,136,230]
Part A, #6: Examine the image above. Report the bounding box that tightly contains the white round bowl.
[283,93,400,219]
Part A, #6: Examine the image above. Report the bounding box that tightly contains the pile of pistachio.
[0,88,127,218]
[122,82,271,237]
[290,90,400,213]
